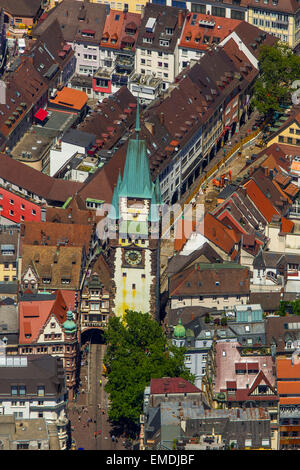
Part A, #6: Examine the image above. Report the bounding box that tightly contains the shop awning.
[34,108,48,121]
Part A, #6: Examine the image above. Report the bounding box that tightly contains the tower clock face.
[125,250,142,266]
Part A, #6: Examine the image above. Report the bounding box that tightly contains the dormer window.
[81,30,95,38]
[160,39,170,47]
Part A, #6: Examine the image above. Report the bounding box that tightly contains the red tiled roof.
[278,381,300,395]
[49,87,88,111]
[150,377,201,395]
[280,217,294,234]
[277,357,300,379]
[34,108,48,121]
[19,299,56,344]
[179,13,242,50]
[284,183,299,197]
[174,212,240,257]
[243,179,279,222]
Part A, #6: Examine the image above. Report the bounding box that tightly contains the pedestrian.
[102,409,105,415]
[78,415,81,422]
[94,431,97,439]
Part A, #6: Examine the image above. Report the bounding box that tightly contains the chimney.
[159,112,165,125]
[178,10,184,28]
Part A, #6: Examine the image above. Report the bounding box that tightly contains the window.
[19,385,26,396]
[37,386,45,397]
[191,4,206,14]
[245,439,252,447]
[11,386,18,396]
[17,443,29,450]
[231,9,245,20]
[212,6,225,17]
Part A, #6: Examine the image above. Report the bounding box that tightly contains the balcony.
[111,73,128,86]
[81,320,107,329]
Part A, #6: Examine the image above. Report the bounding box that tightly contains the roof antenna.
[135,95,141,139]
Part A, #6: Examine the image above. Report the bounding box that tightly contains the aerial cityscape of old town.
[0,0,300,453]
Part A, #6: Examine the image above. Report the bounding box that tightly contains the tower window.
[132,284,136,290]
[122,272,127,277]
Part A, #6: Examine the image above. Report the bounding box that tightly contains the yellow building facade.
[267,113,300,147]
[248,6,300,49]
[46,0,146,14]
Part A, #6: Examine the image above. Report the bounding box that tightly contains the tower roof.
[118,98,153,200]
[63,305,76,333]
[173,319,186,338]
[118,137,153,199]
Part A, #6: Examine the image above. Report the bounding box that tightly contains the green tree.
[253,43,300,116]
[103,310,194,426]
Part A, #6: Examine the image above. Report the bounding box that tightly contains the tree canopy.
[252,43,300,116]
[103,310,194,425]
[277,300,300,316]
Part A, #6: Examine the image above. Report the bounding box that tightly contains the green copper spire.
[148,182,159,223]
[63,304,76,334]
[154,177,162,205]
[108,170,121,220]
[173,319,186,339]
[135,97,141,136]
[118,101,153,199]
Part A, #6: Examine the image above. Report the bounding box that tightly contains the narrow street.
[67,342,128,451]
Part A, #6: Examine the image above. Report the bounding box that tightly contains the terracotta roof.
[21,244,83,291]
[0,0,42,17]
[280,217,294,234]
[174,212,240,257]
[19,290,70,344]
[169,262,249,297]
[150,377,201,395]
[179,13,242,50]
[48,87,88,112]
[33,0,107,44]
[0,58,48,141]
[0,153,82,203]
[19,298,56,344]
[284,183,299,197]
[78,86,136,151]
[46,194,98,225]
[243,179,279,222]
[277,357,300,379]
[278,381,300,395]
[21,221,93,253]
